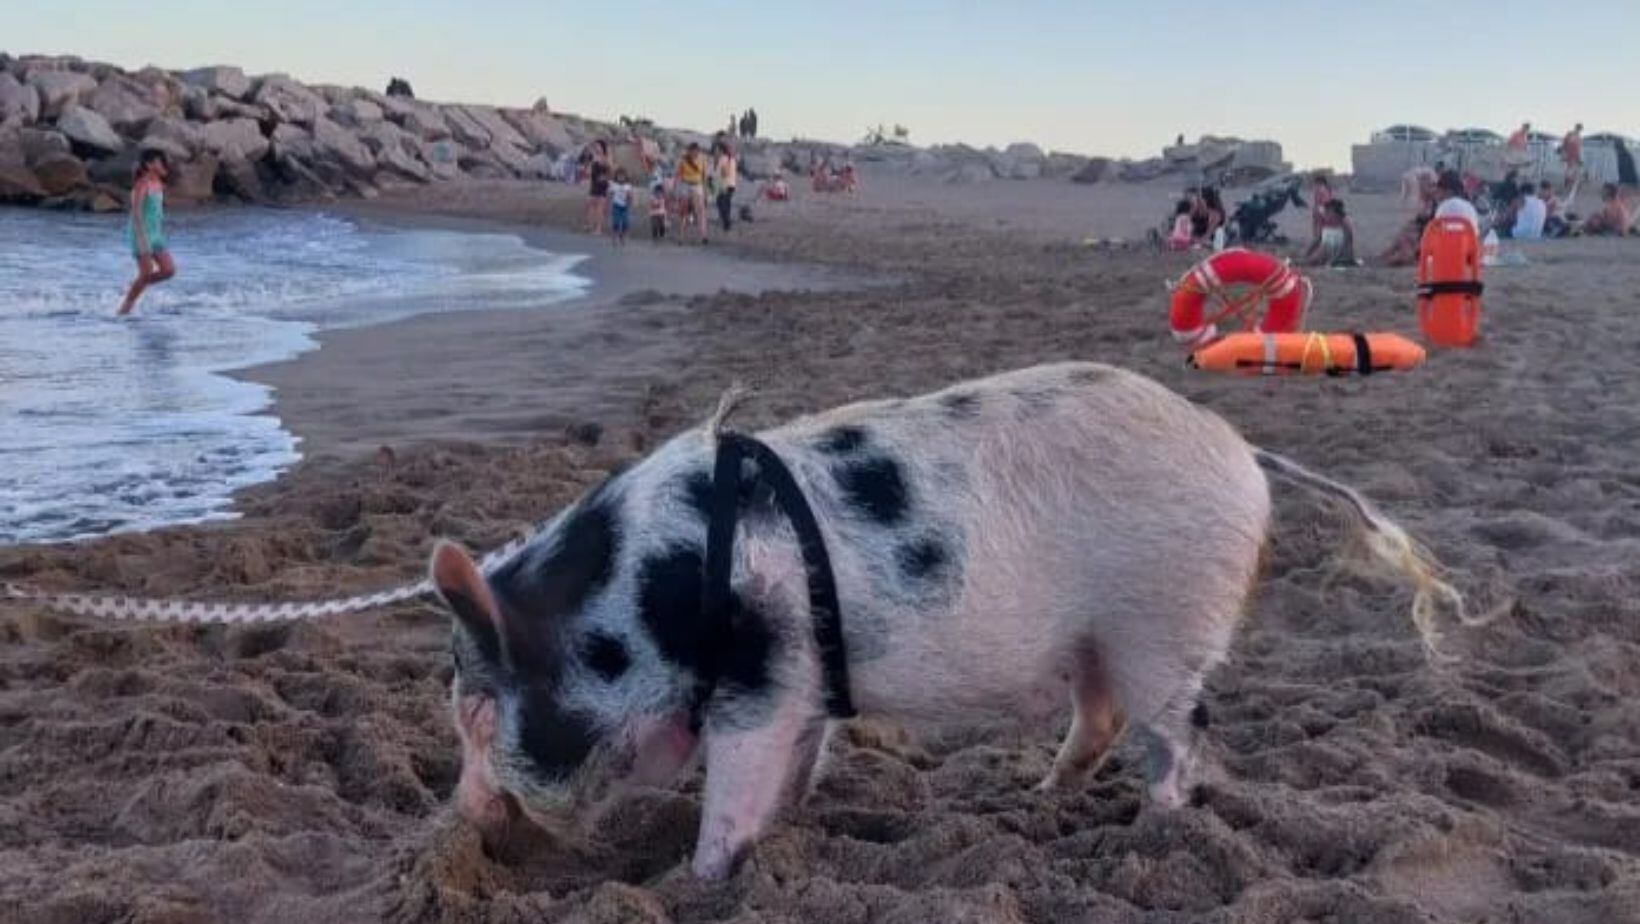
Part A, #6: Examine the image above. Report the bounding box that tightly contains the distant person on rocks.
[748,108,758,139]
[675,141,710,243]
[608,168,634,245]
[712,138,738,232]
[585,140,611,235]
[117,149,176,317]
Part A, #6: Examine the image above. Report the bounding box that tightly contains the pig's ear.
[430,541,502,664]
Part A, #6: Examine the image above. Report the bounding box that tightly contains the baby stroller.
[1226,176,1306,245]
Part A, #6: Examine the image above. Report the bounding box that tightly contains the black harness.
[696,432,857,723]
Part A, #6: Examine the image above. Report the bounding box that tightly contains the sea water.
[0,208,590,544]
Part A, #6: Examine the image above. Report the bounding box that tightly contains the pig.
[428,361,1462,879]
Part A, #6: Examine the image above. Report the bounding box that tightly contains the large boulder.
[394,104,451,141]
[168,152,219,203]
[0,127,48,202]
[57,106,125,155]
[139,116,206,162]
[1070,157,1114,184]
[739,150,781,180]
[86,75,160,132]
[500,108,572,154]
[485,140,531,175]
[441,105,495,148]
[332,97,383,127]
[180,65,252,100]
[17,127,71,165]
[201,117,269,163]
[1004,141,1046,163]
[32,153,88,196]
[0,73,41,124]
[459,105,528,150]
[251,74,326,126]
[86,146,140,185]
[216,158,264,201]
[358,120,428,181]
[27,69,97,119]
[269,123,314,161]
[310,116,376,175]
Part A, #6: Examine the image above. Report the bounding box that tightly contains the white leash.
[0,527,541,625]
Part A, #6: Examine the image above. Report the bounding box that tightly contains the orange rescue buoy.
[1188,331,1426,376]
[1169,248,1312,349]
[1416,217,1484,347]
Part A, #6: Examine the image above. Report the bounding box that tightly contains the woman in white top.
[712,137,738,233]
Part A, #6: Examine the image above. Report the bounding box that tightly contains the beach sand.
[4,168,1640,923]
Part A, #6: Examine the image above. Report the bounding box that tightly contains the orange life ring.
[1188,331,1426,376]
[1168,248,1312,348]
[1416,217,1483,347]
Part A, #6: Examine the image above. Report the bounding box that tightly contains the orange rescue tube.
[1416,217,1483,347]
[1169,248,1312,348]
[1188,331,1426,376]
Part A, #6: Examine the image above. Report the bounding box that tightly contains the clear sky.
[10,1,1639,168]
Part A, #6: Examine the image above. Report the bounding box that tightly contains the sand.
[4,166,1640,923]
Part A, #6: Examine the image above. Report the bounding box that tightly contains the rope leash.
[0,524,544,625]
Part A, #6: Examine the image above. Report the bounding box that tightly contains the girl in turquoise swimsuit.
[118,149,177,316]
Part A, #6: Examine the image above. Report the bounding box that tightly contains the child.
[1166,198,1193,251]
[648,180,668,241]
[608,168,634,245]
[118,149,177,316]
[1305,199,1356,266]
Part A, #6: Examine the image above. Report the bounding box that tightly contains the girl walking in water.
[118,149,176,316]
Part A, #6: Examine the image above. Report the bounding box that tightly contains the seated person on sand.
[840,160,860,193]
[761,173,791,201]
[1191,186,1226,244]
[1540,181,1571,238]
[1303,199,1357,266]
[1509,184,1547,240]
[1432,169,1481,234]
[1400,161,1442,204]
[1166,198,1194,250]
[1576,184,1632,236]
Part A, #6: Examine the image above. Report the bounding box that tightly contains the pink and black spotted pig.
[429,361,1463,879]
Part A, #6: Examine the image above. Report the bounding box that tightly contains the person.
[747,107,758,139]
[1577,183,1631,236]
[840,158,859,193]
[762,172,790,201]
[585,141,611,235]
[712,139,738,232]
[1540,181,1571,238]
[1507,121,1530,152]
[1304,199,1356,266]
[675,141,710,243]
[1432,169,1480,234]
[608,168,634,245]
[117,149,177,316]
[1307,172,1334,251]
[1560,123,1583,193]
[647,179,668,241]
[1192,186,1225,243]
[1373,193,1437,267]
[1511,184,1546,240]
[1166,198,1194,251]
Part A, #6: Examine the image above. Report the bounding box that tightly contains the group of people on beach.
[1164,186,1227,250]
[578,134,743,245]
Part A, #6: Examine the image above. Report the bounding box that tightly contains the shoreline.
[234,197,859,459]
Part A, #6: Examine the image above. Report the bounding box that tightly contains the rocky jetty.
[0,52,1291,211]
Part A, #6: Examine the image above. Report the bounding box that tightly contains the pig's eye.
[581,632,631,681]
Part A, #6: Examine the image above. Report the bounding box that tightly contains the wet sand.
[4,169,1640,923]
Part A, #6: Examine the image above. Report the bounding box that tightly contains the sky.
[10,1,1640,169]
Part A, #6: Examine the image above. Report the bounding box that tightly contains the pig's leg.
[787,717,833,803]
[1038,651,1126,791]
[691,698,821,880]
[1114,649,1215,809]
